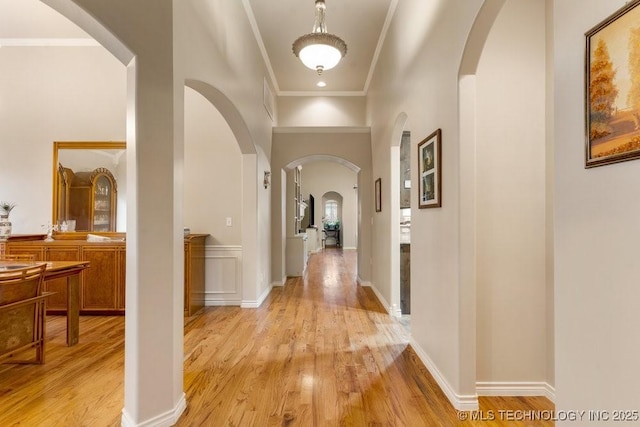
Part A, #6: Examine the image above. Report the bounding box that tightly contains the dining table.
[0,260,90,346]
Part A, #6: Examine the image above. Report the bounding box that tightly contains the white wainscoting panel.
[204,245,242,306]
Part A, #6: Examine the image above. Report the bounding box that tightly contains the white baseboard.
[357,275,372,287]
[121,393,186,427]
[476,381,555,401]
[409,339,479,411]
[392,305,402,319]
[358,277,390,315]
[205,299,242,307]
[271,276,287,287]
[241,284,272,308]
[545,383,556,401]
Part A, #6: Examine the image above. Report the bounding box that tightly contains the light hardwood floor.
[0,249,554,426]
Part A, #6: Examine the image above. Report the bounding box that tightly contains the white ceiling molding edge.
[273,126,370,134]
[363,0,399,93]
[0,38,99,47]
[241,0,280,94]
[278,91,366,97]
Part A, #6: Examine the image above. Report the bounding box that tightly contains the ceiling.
[247,0,395,95]
[0,0,396,95]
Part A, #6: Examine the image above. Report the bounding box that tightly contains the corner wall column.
[122,54,186,426]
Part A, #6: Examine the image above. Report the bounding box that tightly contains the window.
[324,200,338,222]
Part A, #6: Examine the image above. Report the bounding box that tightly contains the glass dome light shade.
[299,43,341,71]
[293,32,347,74]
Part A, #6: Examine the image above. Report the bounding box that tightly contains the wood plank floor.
[0,248,554,426]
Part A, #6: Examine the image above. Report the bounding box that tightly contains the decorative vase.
[0,215,11,241]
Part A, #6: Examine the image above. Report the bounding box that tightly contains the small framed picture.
[418,129,442,209]
[585,0,640,167]
[375,178,382,212]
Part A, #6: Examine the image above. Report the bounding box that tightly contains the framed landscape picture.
[585,0,640,167]
[418,129,441,209]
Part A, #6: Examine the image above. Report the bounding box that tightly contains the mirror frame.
[52,141,126,235]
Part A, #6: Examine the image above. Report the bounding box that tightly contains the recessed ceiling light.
[317,81,327,88]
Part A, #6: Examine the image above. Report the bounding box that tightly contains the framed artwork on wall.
[375,178,382,212]
[585,0,640,168]
[418,129,442,209]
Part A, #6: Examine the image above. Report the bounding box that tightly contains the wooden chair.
[0,263,50,364]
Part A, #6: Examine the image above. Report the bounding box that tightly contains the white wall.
[278,96,366,127]
[475,0,548,390]
[300,161,358,249]
[176,1,274,156]
[184,87,242,246]
[367,0,484,407]
[0,46,126,233]
[554,0,640,422]
[176,0,274,309]
[184,86,244,306]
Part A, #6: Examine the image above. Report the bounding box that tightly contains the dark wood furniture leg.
[67,274,80,346]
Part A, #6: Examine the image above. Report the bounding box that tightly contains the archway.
[183,79,266,308]
[389,113,410,319]
[38,1,189,425]
[283,155,361,277]
[458,0,551,402]
[183,86,243,305]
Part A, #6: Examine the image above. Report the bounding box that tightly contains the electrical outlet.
[226,217,232,227]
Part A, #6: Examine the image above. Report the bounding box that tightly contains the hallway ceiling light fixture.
[292,0,347,75]
[316,81,327,88]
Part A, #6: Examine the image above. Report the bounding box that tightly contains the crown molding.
[363,0,398,93]
[241,0,280,94]
[0,38,99,47]
[273,126,370,134]
[278,91,366,97]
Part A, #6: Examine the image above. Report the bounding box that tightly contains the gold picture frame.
[585,0,640,167]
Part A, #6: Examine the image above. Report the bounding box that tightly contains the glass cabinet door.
[92,174,115,232]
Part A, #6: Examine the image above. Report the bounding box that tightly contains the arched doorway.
[389,113,410,319]
[184,79,265,308]
[282,155,360,278]
[183,86,243,305]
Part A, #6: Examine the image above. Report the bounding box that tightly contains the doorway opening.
[283,158,359,278]
[399,131,411,332]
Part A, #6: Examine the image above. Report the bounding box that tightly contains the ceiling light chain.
[292,0,347,75]
[312,0,327,33]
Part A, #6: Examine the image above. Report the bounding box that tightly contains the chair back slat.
[0,264,47,305]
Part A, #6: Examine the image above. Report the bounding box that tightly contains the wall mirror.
[52,141,127,233]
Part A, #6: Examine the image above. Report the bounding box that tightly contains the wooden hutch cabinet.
[63,167,117,232]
